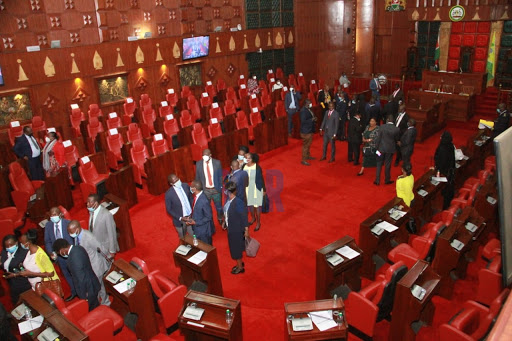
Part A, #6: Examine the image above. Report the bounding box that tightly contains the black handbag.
[262,193,270,213]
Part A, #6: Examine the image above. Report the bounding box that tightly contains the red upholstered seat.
[224,100,237,116]
[308,92,318,106]
[388,222,445,269]
[88,104,103,120]
[216,78,227,92]
[58,205,72,220]
[159,104,172,118]
[485,156,496,173]
[123,97,136,119]
[31,116,47,134]
[63,143,80,185]
[78,156,109,202]
[70,109,85,137]
[179,110,193,128]
[439,289,509,341]
[345,261,408,338]
[8,162,44,213]
[476,239,503,306]
[191,123,209,149]
[139,94,152,109]
[208,122,223,139]
[87,117,104,142]
[288,74,298,89]
[106,131,124,170]
[106,113,121,130]
[250,110,262,126]
[226,87,240,108]
[165,90,179,108]
[236,111,254,141]
[275,101,286,118]
[463,170,490,190]
[449,47,460,59]
[237,75,247,87]
[462,35,475,46]
[249,95,262,112]
[127,123,142,142]
[238,85,248,99]
[200,92,212,108]
[452,22,463,33]
[181,86,191,100]
[261,92,272,107]
[209,105,224,122]
[150,334,177,341]
[8,121,23,146]
[131,257,187,330]
[309,80,319,95]
[0,207,25,230]
[163,116,180,145]
[451,182,479,209]
[130,139,149,185]
[450,34,462,46]
[205,81,217,98]
[142,106,157,134]
[43,289,126,341]
[151,134,169,156]
[186,96,201,122]
[266,71,275,83]
[276,67,284,82]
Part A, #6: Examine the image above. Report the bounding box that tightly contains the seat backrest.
[308,92,318,106]
[106,116,121,130]
[239,86,248,98]
[200,92,212,107]
[130,257,150,274]
[70,109,84,130]
[276,67,284,80]
[181,86,191,99]
[123,99,136,116]
[127,123,142,142]
[226,87,238,101]
[425,222,446,261]
[79,157,101,184]
[159,105,172,118]
[8,122,23,145]
[164,118,180,136]
[249,96,261,109]
[143,107,156,125]
[8,162,35,195]
[192,123,208,148]
[224,100,236,116]
[288,75,298,88]
[64,145,79,167]
[106,133,124,155]
[180,110,193,128]
[209,105,223,121]
[250,111,262,126]
[205,81,216,97]
[208,123,223,139]
[217,78,226,91]
[32,116,46,132]
[140,94,151,108]
[152,134,169,156]
[166,90,178,107]
[87,117,104,140]
[131,139,149,160]
[376,261,408,321]
[58,205,72,220]
[237,75,246,87]
[42,289,68,315]
[88,104,102,119]
[236,111,249,130]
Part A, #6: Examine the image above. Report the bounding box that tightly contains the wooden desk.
[0,164,14,208]
[316,236,363,299]
[270,116,288,148]
[145,151,175,196]
[178,290,242,341]
[410,169,445,225]
[27,186,49,223]
[359,197,410,280]
[465,129,493,171]
[421,71,486,95]
[45,168,74,210]
[284,298,348,340]
[171,146,195,183]
[106,165,138,208]
[405,101,446,142]
[473,181,499,236]
[104,259,158,341]
[104,193,136,252]
[408,90,475,122]
[389,260,440,341]
[20,290,88,341]
[88,151,109,175]
[173,235,223,296]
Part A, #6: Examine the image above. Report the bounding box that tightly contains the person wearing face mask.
[233,145,249,167]
[41,131,65,177]
[185,180,214,245]
[319,101,340,163]
[44,206,76,301]
[284,86,302,136]
[335,90,348,140]
[224,160,248,204]
[165,173,194,238]
[272,79,284,92]
[223,181,249,274]
[1,234,31,304]
[195,149,223,227]
[299,99,317,166]
[247,75,260,96]
[13,125,45,180]
[242,152,265,231]
[17,229,60,292]
[493,103,510,139]
[67,220,111,306]
[52,238,100,311]
[317,85,332,110]
[347,112,364,165]
[86,194,119,258]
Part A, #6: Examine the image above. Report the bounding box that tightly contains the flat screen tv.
[183,36,210,61]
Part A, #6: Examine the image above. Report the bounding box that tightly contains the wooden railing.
[408,0,508,8]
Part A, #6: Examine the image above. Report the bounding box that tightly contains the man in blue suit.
[284,86,302,135]
[186,180,214,245]
[165,174,193,238]
[369,77,381,102]
[44,206,76,301]
[13,126,44,180]
[224,160,248,204]
[195,149,223,227]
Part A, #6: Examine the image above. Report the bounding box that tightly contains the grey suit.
[320,109,340,160]
[75,229,111,306]
[375,122,400,184]
[89,206,119,254]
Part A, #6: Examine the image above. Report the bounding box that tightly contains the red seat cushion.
[78,306,124,331]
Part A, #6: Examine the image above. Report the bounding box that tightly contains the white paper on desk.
[188,251,207,265]
[432,176,448,182]
[376,221,399,233]
[336,245,360,259]
[309,310,337,332]
[18,315,44,334]
[113,278,135,293]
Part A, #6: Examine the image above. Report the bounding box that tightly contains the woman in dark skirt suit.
[223,181,249,274]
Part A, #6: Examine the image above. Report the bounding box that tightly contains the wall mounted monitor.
[183,36,210,61]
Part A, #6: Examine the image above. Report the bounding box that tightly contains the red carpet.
[1,116,493,340]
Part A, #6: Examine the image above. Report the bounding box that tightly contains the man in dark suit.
[53,239,100,311]
[185,180,214,245]
[347,112,364,165]
[224,160,248,203]
[299,99,317,166]
[374,115,400,185]
[493,103,510,139]
[319,102,340,163]
[365,98,381,126]
[394,105,410,167]
[369,77,381,102]
[1,235,31,304]
[399,118,417,168]
[335,90,348,140]
[165,174,193,238]
[284,86,302,135]
[317,85,332,110]
[44,206,76,302]
[390,83,404,104]
[195,149,223,227]
[12,126,44,180]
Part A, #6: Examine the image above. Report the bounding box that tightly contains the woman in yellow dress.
[396,163,414,207]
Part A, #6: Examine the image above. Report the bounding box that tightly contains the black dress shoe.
[301,161,311,166]
[357,172,364,176]
[319,157,326,161]
[231,267,245,274]
[328,158,335,163]
[373,181,380,186]
[307,156,316,160]
[394,162,400,167]
[64,295,76,302]
[348,159,353,162]
[232,262,245,271]
[385,180,395,185]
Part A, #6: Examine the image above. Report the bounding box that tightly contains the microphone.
[96,247,114,266]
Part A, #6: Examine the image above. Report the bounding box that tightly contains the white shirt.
[396,112,406,127]
[175,185,192,219]
[203,159,214,188]
[25,134,41,158]
[89,206,101,229]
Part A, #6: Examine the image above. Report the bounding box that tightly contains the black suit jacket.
[494,111,510,137]
[191,193,214,236]
[225,169,248,203]
[165,183,192,227]
[300,106,316,134]
[195,158,223,192]
[1,247,31,303]
[347,117,364,144]
[400,127,417,156]
[67,245,100,307]
[13,135,38,159]
[395,112,410,136]
[391,89,404,103]
[375,123,400,154]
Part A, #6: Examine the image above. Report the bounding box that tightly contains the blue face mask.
[6,245,18,254]
[87,207,95,212]
[173,180,182,188]
[21,243,29,250]
[237,155,244,161]
[61,253,68,258]
[497,109,501,114]
[69,233,78,238]
[190,188,195,194]
[50,216,61,223]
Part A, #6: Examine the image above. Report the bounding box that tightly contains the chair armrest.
[450,306,480,331]
[0,207,18,218]
[10,190,30,213]
[31,181,45,190]
[158,284,187,328]
[439,324,474,341]
[477,269,503,306]
[345,291,379,337]
[359,281,381,301]
[84,318,114,341]
[450,198,468,208]
[67,299,89,318]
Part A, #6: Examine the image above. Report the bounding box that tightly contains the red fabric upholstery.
[452,22,463,33]
[266,72,275,83]
[163,117,180,142]
[288,74,298,89]
[250,111,262,126]
[205,82,217,97]
[447,59,460,72]
[449,47,461,59]
[276,68,284,81]
[179,110,193,128]
[31,116,47,133]
[473,61,486,73]
[70,109,85,137]
[88,104,103,120]
[451,183,479,208]
[462,35,475,47]
[464,22,477,33]
[432,206,458,226]
[151,334,177,341]
[159,105,172,118]
[237,76,247,87]
[165,91,179,108]
[224,100,237,116]
[87,117,104,142]
[309,81,319,95]
[8,123,23,146]
[238,86,248,99]
[192,123,209,147]
[200,92,212,108]
[450,34,462,46]
[439,289,509,341]
[216,78,226,92]
[78,157,109,201]
[130,139,149,185]
[261,92,272,107]
[236,111,254,140]
[139,94,152,109]
[106,133,124,170]
[58,205,72,220]
[482,238,501,261]
[180,86,191,99]
[226,88,240,108]
[477,22,490,33]
[127,123,142,142]
[209,106,224,122]
[475,35,489,48]
[308,92,318,106]
[187,96,201,122]
[142,106,157,133]
[152,135,169,156]
[43,289,124,340]
[106,116,121,130]
[208,123,223,139]
[0,207,24,230]
[477,240,503,306]
[275,101,286,118]
[345,261,407,338]
[123,99,136,119]
[9,162,44,213]
[249,96,262,112]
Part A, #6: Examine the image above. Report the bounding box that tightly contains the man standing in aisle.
[347,112,364,165]
[13,126,44,180]
[86,194,119,258]
[374,115,400,185]
[186,180,214,245]
[399,118,417,168]
[195,149,223,227]
[493,103,510,139]
[369,76,381,102]
[394,105,410,167]
[284,86,302,136]
[299,99,316,166]
[165,174,193,238]
[319,102,339,163]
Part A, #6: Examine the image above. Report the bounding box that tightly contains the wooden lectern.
[284,298,348,340]
[104,193,136,252]
[316,236,363,299]
[45,168,74,210]
[106,164,138,208]
[178,290,242,340]
[173,234,223,296]
[104,258,159,341]
[389,260,440,341]
[410,169,445,224]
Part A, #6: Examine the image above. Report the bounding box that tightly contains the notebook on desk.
[291,317,313,331]
[176,244,192,256]
[183,305,205,321]
[11,303,27,320]
[105,271,123,284]
[417,189,428,197]
[326,253,343,266]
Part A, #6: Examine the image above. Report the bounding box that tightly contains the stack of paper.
[291,317,313,331]
[309,310,337,331]
[389,210,406,221]
[432,177,448,183]
[113,278,135,293]
[326,253,343,266]
[375,221,399,233]
[188,251,207,265]
[176,244,192,256]
[18,316,44,334]
[336,246,360,259]
[183,305,205,321]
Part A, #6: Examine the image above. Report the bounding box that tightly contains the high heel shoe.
[248,219,255,226]
[357,171,364,176]
[254,224,261,231]
[231,267,245,274]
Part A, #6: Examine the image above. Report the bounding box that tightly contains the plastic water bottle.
[25,305,32,319]
[127,279,136,294]
[225,309,232,324]
[193,235,198,246]
[333,294,337,307]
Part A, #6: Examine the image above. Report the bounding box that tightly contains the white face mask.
[45,137,51,143]
[202,155,210,162]
[173,180,182,188]
[308,104,312,108]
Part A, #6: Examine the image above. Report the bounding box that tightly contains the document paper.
[188,251,207,265]
[182,306,205,321]
[309,310,337,332]
[336,246,360,259]
[375,221,399,233]
[18,315,44,334]
[113,278,135,293]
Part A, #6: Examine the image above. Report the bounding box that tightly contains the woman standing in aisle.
[242,153,265,231]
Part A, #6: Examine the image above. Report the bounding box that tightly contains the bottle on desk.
[193,235,198,247]
[226,309,232,324]
[25,305,32,319]
[333,294,337,307]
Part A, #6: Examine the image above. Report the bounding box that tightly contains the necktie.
[29,136,40,150]
[55,223,62,239]
[89,213,94,232]
[328,110,333,118]
[396,113,404,127]
[75,237,79,246]
[191,195,197,215]
[206,161,213,187]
